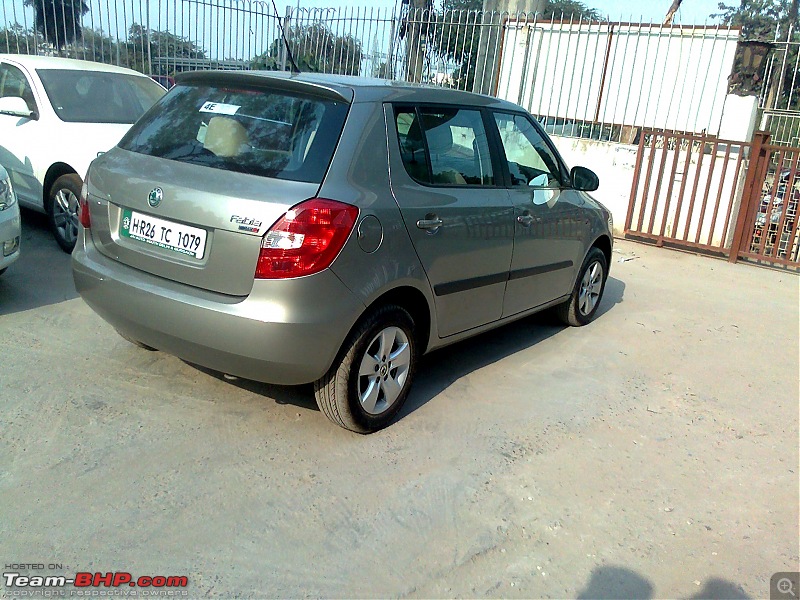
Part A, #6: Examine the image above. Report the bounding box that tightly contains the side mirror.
[0,96,37,120]
[571,166,599,192]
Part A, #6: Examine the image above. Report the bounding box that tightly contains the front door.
[388,104,514,338]
[492,111,586,317]
[0,61,43,208]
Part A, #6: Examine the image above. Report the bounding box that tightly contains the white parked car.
[0,164,21,275]
[0,55,166,252]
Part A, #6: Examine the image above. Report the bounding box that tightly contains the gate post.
[624,132,648,233]
[728,131,771,263]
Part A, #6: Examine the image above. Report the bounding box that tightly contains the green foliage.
[0,25,39,54]
[712,0,798,40]
[428,0,600,90]
[126,24,206,75]
[714,1,798,108]
[251,23,363,76]
[23,0,88,49]
[541,1,601,20]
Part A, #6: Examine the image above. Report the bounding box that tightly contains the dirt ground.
[1,211,798,599]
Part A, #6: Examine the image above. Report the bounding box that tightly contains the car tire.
[116,329,158,351]
[557,247,608,327]
[47,173,82,254]
[314,305,417,433]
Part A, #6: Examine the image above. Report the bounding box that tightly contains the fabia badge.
[148,187,163,208]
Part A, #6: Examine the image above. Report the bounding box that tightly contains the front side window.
[494,112,563,188]
[396,105,495,186]
[0,63,37,113]
[120,84,349,184]
[37,69,164,124]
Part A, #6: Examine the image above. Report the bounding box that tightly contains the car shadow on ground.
[575,565,751,599]
[0,208,76,316]
[200,276,626,424]
[399,275,625,421]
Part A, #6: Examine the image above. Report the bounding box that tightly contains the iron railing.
[0,0,792,144]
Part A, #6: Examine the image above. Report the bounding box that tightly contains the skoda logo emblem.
[148,187,163,208]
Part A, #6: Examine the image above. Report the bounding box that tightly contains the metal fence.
[494,18,740,143]
[758,25,800,145]
[625,131,748,254]
[0,0,792,145]
[626,129,800,268]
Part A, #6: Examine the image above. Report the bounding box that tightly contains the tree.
[664,0,683,25]
[541,1,601,19]
[0,25,39,54]
[712,0,798,39]
[23,0,89,50]
[429,0,600,91]
[251,24,363,76]
[125,24,206,75]
[68,28,124,65]
[712,1,799,107]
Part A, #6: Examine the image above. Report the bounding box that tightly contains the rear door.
[86,79,349,296]
[491,111,587,316]
[387,104,514,338]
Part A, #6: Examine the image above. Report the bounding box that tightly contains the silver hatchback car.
[73,71,613,433]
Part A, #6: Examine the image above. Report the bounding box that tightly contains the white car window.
[0,63,37,113]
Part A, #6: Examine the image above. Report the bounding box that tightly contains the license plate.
[120,209,207,259]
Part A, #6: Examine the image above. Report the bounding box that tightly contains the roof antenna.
[271,0,301,74]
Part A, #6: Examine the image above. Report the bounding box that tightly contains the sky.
[587,0,726,23]
[274,0,728,25]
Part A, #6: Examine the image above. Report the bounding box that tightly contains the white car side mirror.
[0,96,36,120]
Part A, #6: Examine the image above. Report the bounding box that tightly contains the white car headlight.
[0,175,17,211]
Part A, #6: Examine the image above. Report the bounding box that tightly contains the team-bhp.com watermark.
[3,565,188,598]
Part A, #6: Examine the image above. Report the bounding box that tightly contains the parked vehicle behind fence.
[0,54,165,252]
[72,71,613,433]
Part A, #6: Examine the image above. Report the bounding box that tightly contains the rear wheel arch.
[360,285,432,356]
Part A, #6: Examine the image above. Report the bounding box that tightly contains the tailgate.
[86,149,318,296]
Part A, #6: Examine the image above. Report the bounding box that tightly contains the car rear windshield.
[118,84,349,184]
[37,69,165,124]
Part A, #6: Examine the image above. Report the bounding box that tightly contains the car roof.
[175,69,525,111]
[0,54,151,77]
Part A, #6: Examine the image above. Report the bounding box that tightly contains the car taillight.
[255,198,359,279]
[78,181,91,228]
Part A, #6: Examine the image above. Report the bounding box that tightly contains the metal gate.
[626,130,800,269]
[729,133,800,267]
[624,130,749,256]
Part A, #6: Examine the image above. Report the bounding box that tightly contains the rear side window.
[395,105,495,187]
[37,69,164,123]
[120,84,349,184]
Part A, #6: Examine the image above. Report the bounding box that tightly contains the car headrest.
[203,116,249,158]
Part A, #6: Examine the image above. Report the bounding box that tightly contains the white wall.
[553,134,747,247]
[552,135,638,236]
[498,22,740,136]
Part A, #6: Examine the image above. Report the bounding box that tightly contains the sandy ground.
[1,210,798,599]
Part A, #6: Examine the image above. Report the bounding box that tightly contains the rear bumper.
[72,231,365,385]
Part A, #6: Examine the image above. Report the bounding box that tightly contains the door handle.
[416,217,443,232]
[517,213,535,227]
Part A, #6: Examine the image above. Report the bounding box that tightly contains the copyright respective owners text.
[2,564,189,598]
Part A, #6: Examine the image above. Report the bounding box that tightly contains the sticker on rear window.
[200,101,240,115]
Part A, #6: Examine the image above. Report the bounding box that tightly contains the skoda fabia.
[73,71,613,433]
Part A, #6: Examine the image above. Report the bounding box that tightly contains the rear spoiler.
[174,70,353,104]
